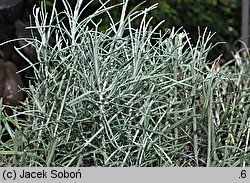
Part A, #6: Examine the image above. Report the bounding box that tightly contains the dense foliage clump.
[0,0,249,167]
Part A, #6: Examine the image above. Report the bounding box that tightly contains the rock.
[0,25,15,60]
[0,59,24,105]
[0,0,23,24]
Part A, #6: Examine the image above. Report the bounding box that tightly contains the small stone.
[0,59,24,105]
